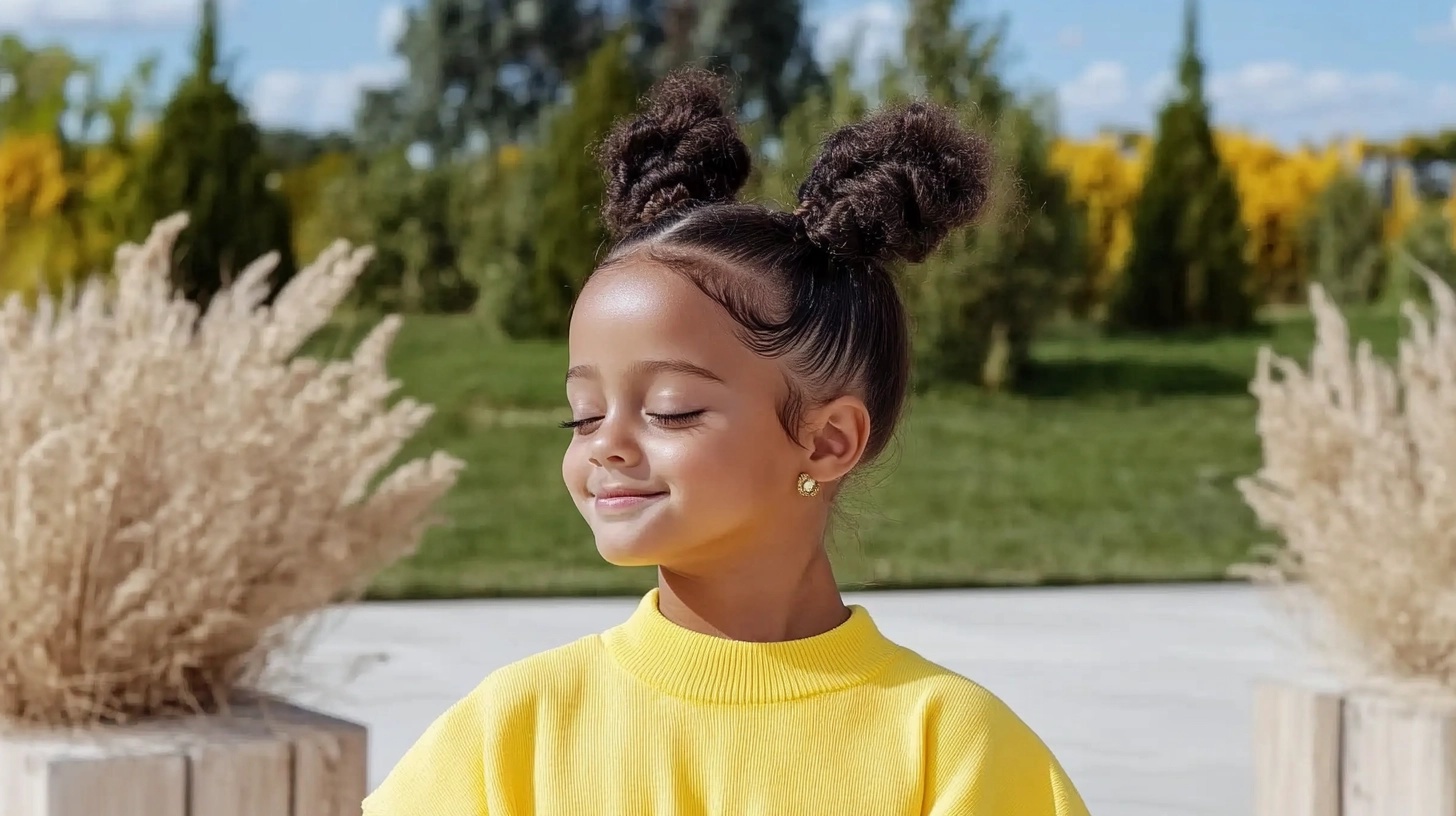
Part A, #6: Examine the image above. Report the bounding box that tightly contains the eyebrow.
[565,359,725,384]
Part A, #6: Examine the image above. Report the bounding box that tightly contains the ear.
[800,395,872,486]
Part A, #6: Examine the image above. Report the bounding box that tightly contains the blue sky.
[4,0,1454,145]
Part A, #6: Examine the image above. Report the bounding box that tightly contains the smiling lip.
[592,488,667,513]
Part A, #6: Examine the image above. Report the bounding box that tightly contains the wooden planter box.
[0,697,366,816]
[1255,678,1456,816]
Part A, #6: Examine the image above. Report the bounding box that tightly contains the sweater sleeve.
[362,693,490,816]
[922,686,1091,816]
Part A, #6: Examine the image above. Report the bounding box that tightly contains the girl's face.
[562,259,812,570]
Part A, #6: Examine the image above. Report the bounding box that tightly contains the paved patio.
[287,583,1331,816]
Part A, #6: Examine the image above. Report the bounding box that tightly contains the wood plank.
[229,696,369,816]
[0,698,367,816]
[1343,690,1456,816]
[47,748,189,816]
[0,731,187,816]
[1253,678,1343,816]
[182,722,294,816]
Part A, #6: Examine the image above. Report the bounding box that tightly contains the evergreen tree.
[1300,172,1385,306]
[1110,0,1253,332]
[135,0,294,310]
[675,0,824,131]
[360,1,821,157]
[360,0,610,159]
[1390,205,1456,301]
[745,57,867,208]
[896,0,1083,390]
[502,32,642,338]
[306,152,477,314]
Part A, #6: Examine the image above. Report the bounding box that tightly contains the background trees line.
[1,0,1453,389]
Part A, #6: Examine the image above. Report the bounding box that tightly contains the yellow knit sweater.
[363,589,1089,815]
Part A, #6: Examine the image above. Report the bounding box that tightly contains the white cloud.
[812,0,906,79]
[1058,59,1456,144]
[1057,60,1131,113]
[378,4,408,52]
[248,62,404,132]
[1208,62,1456,142]
[0,0,234,28]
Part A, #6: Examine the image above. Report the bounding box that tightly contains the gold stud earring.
[796,473,820,497]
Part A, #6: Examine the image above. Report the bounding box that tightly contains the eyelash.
[559,410,705,432]
[652,410,705,427]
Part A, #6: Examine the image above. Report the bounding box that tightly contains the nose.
[588,413,642,469]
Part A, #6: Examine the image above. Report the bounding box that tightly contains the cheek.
[561,438,590,492]
[646,433,736,482]
[651,420,794,495]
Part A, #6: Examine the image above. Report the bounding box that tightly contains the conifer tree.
[1110,0,1253,332]
[1301,172,1385,306]
[1390,206,1456,301]
[135,0,294,309]
[899,0,1083,389]
[503,31,642,339]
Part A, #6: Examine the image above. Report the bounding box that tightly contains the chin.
[594,537,671,568]
[582,496,679,567]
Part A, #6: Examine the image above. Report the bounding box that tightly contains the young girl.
[363,69,1090,816]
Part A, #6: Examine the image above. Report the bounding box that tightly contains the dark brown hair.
[592,68,993,465]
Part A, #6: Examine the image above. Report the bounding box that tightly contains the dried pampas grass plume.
[0,214,463,728]
[1238,255,1456,696]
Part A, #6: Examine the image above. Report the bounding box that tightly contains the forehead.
[567,258,763,378]
[567,255,797,402]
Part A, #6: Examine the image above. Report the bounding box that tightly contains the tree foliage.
[359,0,823,160]
[360,0,610,159]
[449,143,536,329]
[1056,130,1371,312]
[1218,132,1343,305]
[303,151,477,313]
[502,32,642,338]
[0,38,157,299]
[897,0,1082,389]
[1390,129,1456,198]
[1050,135,1145,315]
[133,0,294,309]
[1110,0,1253,333]
[1392,206,1456,298]
[1300,171,1386,306]
[277,150,355,263]
[261,128,357,169]
[17,0,1455,342]
[649,0,824,130]
[745,58,867,208]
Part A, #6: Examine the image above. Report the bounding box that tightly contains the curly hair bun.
[597,68,752,237]
[794,101,994,264]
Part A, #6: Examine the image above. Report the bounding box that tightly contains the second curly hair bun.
[794,102,995,264]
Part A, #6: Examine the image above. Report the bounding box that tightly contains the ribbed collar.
[600,589,899,704]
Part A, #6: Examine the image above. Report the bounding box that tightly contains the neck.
[655,545,848,642]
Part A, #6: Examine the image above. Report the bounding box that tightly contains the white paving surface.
[286,584,1331,816]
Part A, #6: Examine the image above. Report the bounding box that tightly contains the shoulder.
[362,634,610,814]
[883,645,1027,727]
[882,645,1064,773]
[393,632,608,748]
[464,632,609,715]
[880,647,1089,816]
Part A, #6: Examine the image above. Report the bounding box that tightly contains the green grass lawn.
[306,308,1405,599]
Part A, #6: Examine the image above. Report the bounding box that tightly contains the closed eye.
[559,416,602,432]
[560,411,705,432]
[649,410,705,427]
